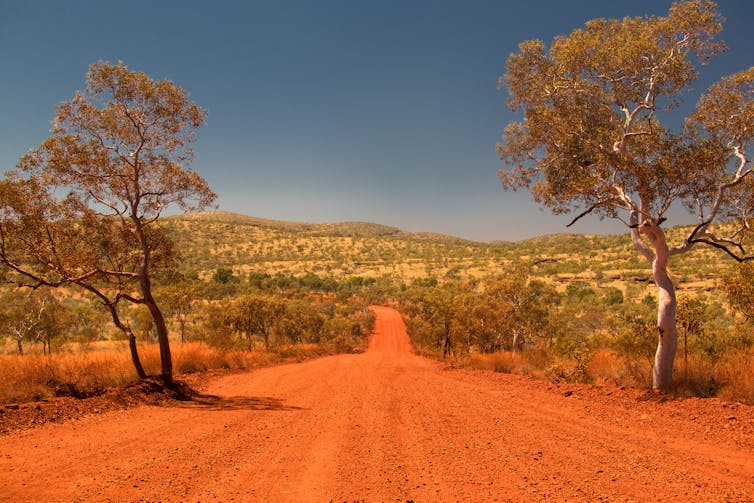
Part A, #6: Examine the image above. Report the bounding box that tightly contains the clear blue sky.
[1,0,752,241]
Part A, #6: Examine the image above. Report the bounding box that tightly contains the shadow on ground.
[177,394,304,412]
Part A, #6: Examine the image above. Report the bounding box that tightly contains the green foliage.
[603,287,624,305]
[499,0,729,222]
[721,262,754,320]
[401,273,561,357]
[0,289,70,355]
[191,291,373,355]
[213,268,238,284]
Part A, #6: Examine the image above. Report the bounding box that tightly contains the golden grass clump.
[171,342,227,374]
[463,351,529,375]
[222,349,281,369]
[585,348,650,388]
[0,339,344,406]
[702,351,754,404]
[0,350,137,405]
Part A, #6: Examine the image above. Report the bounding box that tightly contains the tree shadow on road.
[174,394,304,412]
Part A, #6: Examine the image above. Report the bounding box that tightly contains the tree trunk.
[652,256,678,390]
[638,221,678,390]
[179,317,187,343]
[127,331,147,379]
[134,216,173,383]
[16,335,23,355]
[145,297,173,383]
[105,303,147,379]
[442,322,452,358]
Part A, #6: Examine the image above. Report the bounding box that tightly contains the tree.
[484,272,559,353]
[408,285,467,358]
[0,288,48,355]
[227,295,285,350]
[0,62,216,382]
[276,299,325,344]
[498,0,753,389]
[0,288,70,355]
[158,280,201,343]
[721,262,754,321]
[68,301,110,344]
[676,295,707,382]
[212,267,237,285]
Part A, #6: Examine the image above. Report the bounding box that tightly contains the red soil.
[1,305,752,501]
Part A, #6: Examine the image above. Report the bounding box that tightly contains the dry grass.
[0,341,334,406]
[716,351,754,404]
[463,351,528,374]
[0,350,137,404]
[672,350,754,404]
[586,348,652,388]
[461,350,549,379]
[457,347,754,405]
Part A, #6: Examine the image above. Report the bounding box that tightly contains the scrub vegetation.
[1,211,752,404]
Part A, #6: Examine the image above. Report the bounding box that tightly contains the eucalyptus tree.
[0,62,216,382]
[158,280,202,343]
[498,1,753,389]
[0,289,53,355]
[721,262,754,321]
[228,295,285,350]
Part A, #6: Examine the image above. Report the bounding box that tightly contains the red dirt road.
[1,306,753,501]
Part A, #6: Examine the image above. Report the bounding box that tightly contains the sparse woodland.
[1,0,753,407]
[1,210,752,404]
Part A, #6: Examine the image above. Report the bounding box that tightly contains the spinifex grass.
[458,347,754,405]
[0,341,336,406]
[0,349,136,404]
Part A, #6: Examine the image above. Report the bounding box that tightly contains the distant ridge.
[172,211,560,245]
[161,211,725,299]
[175,211,404,238]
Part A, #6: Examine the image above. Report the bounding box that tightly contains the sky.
[1,0,753,242]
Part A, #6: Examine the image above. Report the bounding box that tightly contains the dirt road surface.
[1,306,753,501]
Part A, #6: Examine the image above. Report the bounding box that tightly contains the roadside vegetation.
[399,268,754,404]
[1,211,752,405]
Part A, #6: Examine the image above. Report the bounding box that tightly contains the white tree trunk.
[636,221,678,390]
[652,255,678,390]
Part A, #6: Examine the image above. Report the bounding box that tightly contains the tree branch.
[689,237,753,262]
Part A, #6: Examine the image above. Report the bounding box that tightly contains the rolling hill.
[162,211,734,299]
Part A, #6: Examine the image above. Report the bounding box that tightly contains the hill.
[162,211,498,282]
[162,211,733,298]
[178,211,403,237]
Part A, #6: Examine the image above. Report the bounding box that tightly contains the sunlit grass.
[0,341,335,406]
[457,347,754,405]
[0,349,136,404]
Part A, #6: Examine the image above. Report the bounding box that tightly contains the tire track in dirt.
[1,305,752,501]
